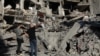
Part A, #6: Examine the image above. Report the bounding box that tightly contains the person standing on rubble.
[26,21,44,56]
[26,23,37,56]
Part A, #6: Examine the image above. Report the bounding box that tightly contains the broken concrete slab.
[60,22,81,51]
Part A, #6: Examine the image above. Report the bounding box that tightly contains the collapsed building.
[0,0,100,56]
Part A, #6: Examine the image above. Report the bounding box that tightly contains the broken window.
[49,2,60,14]
[4,16,14,24]
[4,0,20,9]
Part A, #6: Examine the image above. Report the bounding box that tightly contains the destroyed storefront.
[0,0,100,56]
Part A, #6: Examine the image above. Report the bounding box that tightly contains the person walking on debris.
[13,23,25,55]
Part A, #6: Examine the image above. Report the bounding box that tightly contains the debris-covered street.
[0,0,100,56]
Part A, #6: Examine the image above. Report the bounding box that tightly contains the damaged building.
[0,0,100,56]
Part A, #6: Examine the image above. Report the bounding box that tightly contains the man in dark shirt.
[26,23,38,56]
[27,26,36,40]
[26,21,45,56]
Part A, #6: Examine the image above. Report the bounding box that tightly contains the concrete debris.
[60,22,81,51]
[0,0,100,56]
[2,32,16,40]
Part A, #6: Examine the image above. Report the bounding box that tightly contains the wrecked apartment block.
[0,0,100,56]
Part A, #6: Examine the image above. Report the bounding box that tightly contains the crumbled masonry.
[0,0,100,56]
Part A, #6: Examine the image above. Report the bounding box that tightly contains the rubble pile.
[36,18,100,56]
[0,0,100,56]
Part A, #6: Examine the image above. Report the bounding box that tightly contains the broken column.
[20,0,24,10]
[45,3,52,17]
[58,0,65,16]
[89,0,100,15]
[0,0,4,20]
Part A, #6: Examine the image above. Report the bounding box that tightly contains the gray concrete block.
[60,22,81,51]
